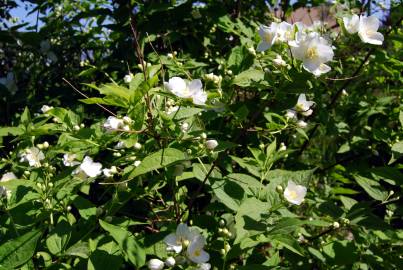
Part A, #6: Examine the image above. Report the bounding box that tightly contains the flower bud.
[276,185,283,193]
[279,142,287,151]
[296,120,308,128]
[80,123,85,128]
[333,221,340,229]
[201,132,207,139]
[219,219,226,227]
[67,206,72,211]
[134,142,142,150]
[220,249,226,255]
[205,139,218,150]
[222,228,229,235]
[148,258,164,270]
[224,243,231,252]
[134,160,141,167]
[73,125,80,131]
[43,141,49,148]
[180,122,189,132]
[167,53,173,59]
[105,216,113,223]
[165,257,175,267]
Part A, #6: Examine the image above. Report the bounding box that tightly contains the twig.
[176,161,217,223]
[62,78,117,117]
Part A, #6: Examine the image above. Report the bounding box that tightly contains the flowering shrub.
[0,1,402,269]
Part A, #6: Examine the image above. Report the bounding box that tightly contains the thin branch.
[62,78,117,117]
[176,161,217,223]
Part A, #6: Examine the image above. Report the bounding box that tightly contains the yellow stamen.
[305,47,318,59]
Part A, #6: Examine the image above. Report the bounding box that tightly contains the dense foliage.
[0,1,402,269]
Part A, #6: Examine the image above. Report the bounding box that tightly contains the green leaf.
[271,234,304,256]
[171,107,204,120]
[99,220,145,267]
[88,240,123,270]
[46,219,71,255]
[391,141,403,154]
[0,230,41,268]
[211,179,244,211]
[127,148,186,180]
[72,195,97,219]
[354,175,388,201]
[234,197,268,244]
[20,107,31,127]
[0,127,24,137]
[232,69,266,88]
[322,240,358,265]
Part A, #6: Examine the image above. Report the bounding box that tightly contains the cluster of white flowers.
[343,15,384,45]
[164,77,207,106]
[285,93,315,128]
[103,116,132,131]
[19,147,45,167]
[283,180,307,205]
[148,223,210,270]
[257,20,334,76]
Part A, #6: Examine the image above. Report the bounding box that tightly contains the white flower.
[165,257,176,267]
[164,77,207,105]
[285,109,297,120]
[123,73,133,83]
[198,263,211,270]
[284,181,307,205]
[78,156,102,177]
[295,94,314,116]
[358,15,384,45]
[41,105,53,114]
[296,120,308,128]
[63,153,80,167]
[291,32,334,75]
[164,223,198,253]
[0,172,17,197]
[147,258,164,270]
[312,63,332,77]
[273,54,287,67]
[103,116,125,130]
[343,14,360,34]
[276,21,294,42]
[257,23,278,52]
[205,140,218,150]
[187,235,210,264]
[20,147,45,167]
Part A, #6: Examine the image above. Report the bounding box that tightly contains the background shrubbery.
[0,0,402,269]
